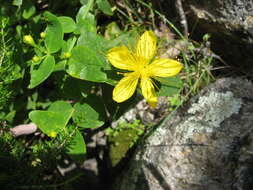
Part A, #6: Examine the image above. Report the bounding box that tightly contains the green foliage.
[66,127,86,162]
[0,124,84,188]
[106,120,145,167]
[73,102,104,129]
[44,11,64,54]
[97,0,114,16]
[58,16,76,33]
[157,76,183,96]
[29,55,55,88]
[0,0,218,188]
[22,0,36,19]
[0,17,22,112]
[67,45,108,82]
[29,101,74,137]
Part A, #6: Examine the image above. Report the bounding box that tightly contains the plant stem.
[83,0,95,19]
[136,0,185,40]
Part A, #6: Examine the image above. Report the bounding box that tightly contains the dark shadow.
[145,161,171,190]
[0,127,111,190]
[110,159,172,190]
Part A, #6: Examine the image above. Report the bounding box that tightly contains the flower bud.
[23,35,36,46]
[48,131,57,138]
[32,56,40,62]
[40,32,46,38]
[63,52,71,59]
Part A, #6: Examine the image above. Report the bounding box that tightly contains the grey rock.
[184,0,253,72]
[113,78,253,190]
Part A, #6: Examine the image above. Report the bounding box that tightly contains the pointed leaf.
[22,1,36,19]
[97,0,113,16]
[29,101,74,136]
[72,103,104,129]
[67,45,107,82]
[67,129,86,162]
[29,55,55,88]
[44,11,63,53]
[58,16,76,33]
[75,5,96,34]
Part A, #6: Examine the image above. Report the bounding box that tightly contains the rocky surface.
[113,78,253,190]
[112,96,169,127]
[183,0,253,72]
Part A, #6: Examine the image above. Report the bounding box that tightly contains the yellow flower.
[107,31,183,107]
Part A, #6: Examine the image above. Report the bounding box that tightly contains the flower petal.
[107,46,136,71]
[136,31,157,60]
[113,72,139,103]
[147,58,183,77]
[140,77,157,107]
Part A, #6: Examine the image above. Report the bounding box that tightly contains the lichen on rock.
[184,91,242,134]
[113,78,253,190]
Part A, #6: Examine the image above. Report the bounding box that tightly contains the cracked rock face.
[184,0,253,72]
[113,78,253,190]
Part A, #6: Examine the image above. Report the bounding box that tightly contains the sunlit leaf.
[72,102,104,128]
[29,55,55,88]
[54,60,66,72]
[67,45,107,82]
[44,11,63,54]
[58,16,76,33]
[75,5,96,34]
[29,101,74,136]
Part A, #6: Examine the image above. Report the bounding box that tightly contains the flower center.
[133,55,150,78]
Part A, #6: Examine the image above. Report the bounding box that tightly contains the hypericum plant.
[22,3,183,162]
[107,30,183,107]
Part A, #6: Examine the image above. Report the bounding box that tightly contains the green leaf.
[22,1,36,19]
[29,101,74,136]
[65,37,77,52]
[75,5,96,34]
[12,0,22,6]
[67,128,86,162]
[61,37,77,57]
[72,103,104,129]
[29,55,55,88]
[157,76,183,96]
[58,16,76,33]
[67,45,107,82]
[54,60,66,72]
[77,31,107,52]
[97,0,113,16]
[44,11,63,54]
[106,29,139,50]
[80,0,89,5]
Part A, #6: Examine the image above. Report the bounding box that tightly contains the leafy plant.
[0,0,218,188]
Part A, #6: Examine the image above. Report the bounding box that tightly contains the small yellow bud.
[31,158,41,167]
[48,131,57,138]
[40,32,46,38]
[23,35,36,46]
[32,56,40,62]
[63,52,71,59]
